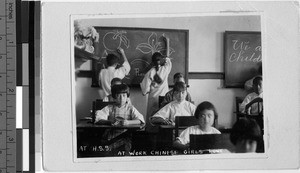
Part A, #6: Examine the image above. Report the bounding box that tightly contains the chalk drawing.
[131,59,151,66]
[136,32,175,56]
[130,59,151,77]
[103,30,130,51]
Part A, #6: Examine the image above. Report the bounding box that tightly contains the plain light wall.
[76,15,261,128]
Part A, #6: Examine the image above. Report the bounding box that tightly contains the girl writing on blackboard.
[140,35,172,127]
[99,48,131,96]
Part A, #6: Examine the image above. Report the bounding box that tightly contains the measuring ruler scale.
[0,0,36,172]
[0,0,17,172]
[0,0,18,172]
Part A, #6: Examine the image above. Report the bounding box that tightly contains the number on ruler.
[8,88,14,93]
[9,137,14,142]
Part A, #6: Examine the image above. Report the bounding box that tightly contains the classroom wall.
[75,15,261,128]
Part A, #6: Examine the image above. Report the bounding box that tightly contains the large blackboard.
[92,27,189,86]
[224,31,262,88]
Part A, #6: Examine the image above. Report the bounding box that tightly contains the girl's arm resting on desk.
[152,104,171,120]
[150,116,173,125]
[121,119,142,126]
[94,107,110,123]
[173,139,189,150]
[131,106,145,124]
[95,119,112,125]
[150,116,166,125]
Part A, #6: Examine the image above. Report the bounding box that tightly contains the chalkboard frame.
[224,31,261,88]
[90,26,189,88]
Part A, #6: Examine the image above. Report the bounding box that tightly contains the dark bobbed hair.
[173,72,184,80]
[194,101,218,120]
[111,83,130,99]
[151,52,164,82]
[110,77,122,86]
[230,118,262,145]
[253,76,263,86]
[173,81,187,92]
[151,52,163,64]
[106,54,119,67]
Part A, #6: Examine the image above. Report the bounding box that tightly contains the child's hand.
[112,120,121,126]
[117,47,125,55]
[151,81,159,88]
[162,34,170,42]
[165,119,174,125]
[112,117,124,126]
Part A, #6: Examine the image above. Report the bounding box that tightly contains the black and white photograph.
[73,15,264,158]
[41,1,299,171]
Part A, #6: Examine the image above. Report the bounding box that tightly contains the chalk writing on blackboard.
[229,40,262,63]
[131,59,151,77]
[103,30,130,51]
[224,31,261,88]
[136,32,175,56]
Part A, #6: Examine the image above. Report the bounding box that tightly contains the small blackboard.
[92,27,189,87]
[224,31,262,88]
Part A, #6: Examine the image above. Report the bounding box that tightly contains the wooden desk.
[77,121,145,157]
[156,125,175,150]
[77,121,145,130]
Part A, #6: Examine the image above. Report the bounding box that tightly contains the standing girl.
[140,36,172,126]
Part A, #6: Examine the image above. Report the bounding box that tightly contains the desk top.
[159,125,175,129]
[77,121,145,130]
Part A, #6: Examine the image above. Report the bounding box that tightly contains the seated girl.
[149,81,196,125]
[95,84,144,154]
[240,76,263,115]
[173,101,220,150]
[160,72,192,107]
[230,118,262,153]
